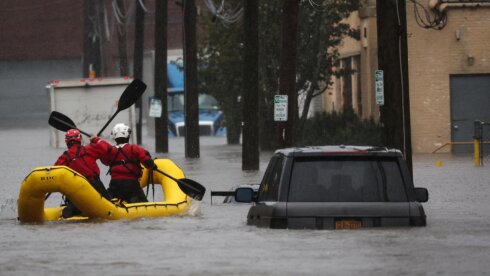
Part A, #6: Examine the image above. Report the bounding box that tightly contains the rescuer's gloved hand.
[143,159,157,170]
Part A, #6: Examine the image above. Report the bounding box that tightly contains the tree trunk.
[277,0,300,149]
[225,101,242,144]
[242,0,259,170]
[117,0,128,76]
[155,0,168,153]
[183,0,200,158]
[133,0,145,144]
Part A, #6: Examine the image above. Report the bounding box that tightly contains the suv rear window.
[288,156,408,202]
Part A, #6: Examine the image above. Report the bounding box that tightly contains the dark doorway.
[450,74,490,153]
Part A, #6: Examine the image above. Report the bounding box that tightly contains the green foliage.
[197,2,244,144]
[296,0,360,136]
[297,0,359,90]
[197,0,361,146]
[295,108,382,147]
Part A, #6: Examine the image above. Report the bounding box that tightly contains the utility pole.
[277,0,300,149]
[83,0,99,77]
[376,0,413,173]
[134,0,145,144]
[117,0,129,77]
[183,0,200,158]
[95,1,105,76]
[155,0,168,153]
[242,0,259,170]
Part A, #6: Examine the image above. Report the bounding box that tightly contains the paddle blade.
[49,111,77,132]
[117,79,147,111]
[49,111,92,137]
[153,168,206,201]
[177,178,206,201]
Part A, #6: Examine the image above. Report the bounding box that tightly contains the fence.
[432,120,490,166]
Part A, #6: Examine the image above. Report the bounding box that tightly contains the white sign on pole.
[274,95,288,121]
[149,97,162,118]
[375,69,384,106]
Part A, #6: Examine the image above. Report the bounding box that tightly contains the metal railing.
[432,120,490,166]
[473,120,490,166]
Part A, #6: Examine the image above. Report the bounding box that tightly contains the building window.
[341,57,353,111]
[354,55,362,116]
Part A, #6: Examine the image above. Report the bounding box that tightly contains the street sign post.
[274,95,288,121]
[375,70,384,106]
[149,96,162,118]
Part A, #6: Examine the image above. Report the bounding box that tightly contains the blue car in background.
[167,63,226,137]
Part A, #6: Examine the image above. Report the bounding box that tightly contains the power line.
[408,0,447,30]
[203,0,243,24]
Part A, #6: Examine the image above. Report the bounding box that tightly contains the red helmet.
[65,129,82,144]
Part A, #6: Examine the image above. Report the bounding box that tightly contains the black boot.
[62,201,82,218]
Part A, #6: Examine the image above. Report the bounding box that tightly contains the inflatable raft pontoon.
[17,159,191,222]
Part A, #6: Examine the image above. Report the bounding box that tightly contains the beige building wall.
[325,12,361,115]
[323,1,379,121]
[406,4,490,153]
[326,2,490,153]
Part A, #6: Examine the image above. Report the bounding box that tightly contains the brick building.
[0,0,184,68]
[324,0,490,154]
[0,0,185,128]
[407,1,490,153]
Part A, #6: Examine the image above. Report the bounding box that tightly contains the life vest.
[61,145,99,179]
[107,144,144,179]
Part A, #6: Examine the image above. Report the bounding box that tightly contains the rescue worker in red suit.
[55,129,112,218]
[100,123,156,203]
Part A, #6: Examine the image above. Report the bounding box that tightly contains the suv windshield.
[168,93,220,112]
[288,156,408,202]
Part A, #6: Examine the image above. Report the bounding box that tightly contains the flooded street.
[1,127,490,275]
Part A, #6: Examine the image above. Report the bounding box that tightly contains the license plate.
[335,219,362,229]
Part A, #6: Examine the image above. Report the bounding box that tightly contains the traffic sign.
[375,70,384,106]
[274,95,288,121]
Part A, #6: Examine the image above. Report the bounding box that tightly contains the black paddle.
[49,111,92,137]
[97,79,146,136]
[153,168,206,201]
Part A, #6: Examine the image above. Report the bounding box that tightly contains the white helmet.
[111,123,131,139]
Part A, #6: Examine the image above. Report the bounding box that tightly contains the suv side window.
[381,160,408,202]
[258,155,285,201]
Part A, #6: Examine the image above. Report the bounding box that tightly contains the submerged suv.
[235,146,429,229]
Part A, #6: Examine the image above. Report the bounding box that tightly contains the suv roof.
[275,145,403,158]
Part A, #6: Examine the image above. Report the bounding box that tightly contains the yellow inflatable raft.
[17,159,191,223]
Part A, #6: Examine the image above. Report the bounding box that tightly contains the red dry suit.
[54,137,111,180]
[55,137,112,217]
[101,142,155,203]
[101,143,155,180]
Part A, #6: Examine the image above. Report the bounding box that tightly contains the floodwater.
[1,128,490,275]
